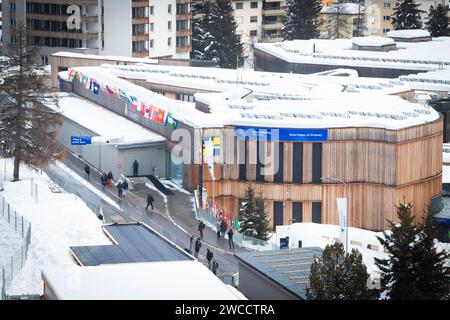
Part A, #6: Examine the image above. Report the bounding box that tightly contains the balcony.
[27,29,100,40]
[26,13,99,23]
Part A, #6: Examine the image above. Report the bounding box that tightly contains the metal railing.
[0,196,32,300]
[193,191,279,252]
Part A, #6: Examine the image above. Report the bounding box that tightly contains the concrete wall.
[103,0,133,57]
[238,262,301,300]
[150,0,176,58]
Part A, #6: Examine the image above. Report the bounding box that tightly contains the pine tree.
[375,203,421,300]
[426,4,449,37]
[392,0,424,30]
[0,26,65,181]
[254,193,271,241]
[283,0,323,40]
[325,1,351,39]
[238,185,258,238]
[412,217,450,299]
[191,0,212,61]
[194,0,244,68]
[306,242,375,300]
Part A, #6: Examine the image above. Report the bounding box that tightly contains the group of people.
[189,236,219,275]
[198,219,235,252]
[100,171,115,189]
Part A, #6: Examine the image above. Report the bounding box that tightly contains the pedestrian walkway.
[54,150,248,282]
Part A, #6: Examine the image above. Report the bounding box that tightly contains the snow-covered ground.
[0,158,111,296]
[0,214,24,275]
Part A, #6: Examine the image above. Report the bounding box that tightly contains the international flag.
[130,96,138,110]
[100,82,107,93]
[213,136,221,156]
[235,216,240,230]
[93,81,100,95]
[145,104,153,119]
[106,85,114,96]
[140,102,147,116]
[68,69,75,82]
[153,107,166,125]
[118,89,129,101]
[164,112,178,129]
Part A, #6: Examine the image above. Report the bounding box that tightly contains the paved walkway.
[45,150,248,283]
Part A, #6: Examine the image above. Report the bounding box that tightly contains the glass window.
[250,16,258,23]
[236,2,243,9]
[251,1,258,9]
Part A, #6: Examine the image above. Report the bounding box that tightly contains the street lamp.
[321,177,349,252]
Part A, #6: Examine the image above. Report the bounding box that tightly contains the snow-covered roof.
[387,29,431,39]
[352,36,395,47]
[42,261,246,300]
[400,68,450,92]
[321,3,364,14]
[255,37,450,71]
[52,51,158,64]
[46,93,166,145]
[195,90,439,130]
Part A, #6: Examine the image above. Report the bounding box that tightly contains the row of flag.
[206,200,240,230]
[68,68,179,129]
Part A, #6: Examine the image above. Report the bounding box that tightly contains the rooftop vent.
[352,37,397,52]
[387,29,432,43]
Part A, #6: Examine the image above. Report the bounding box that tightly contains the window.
[236,2,243,9]
[384,2,391,8]
[274,142,284,183]
[250,16,258,23]
[251,1,258,9]
[239,139,247,181]
[10,36,16,45]
[312,203,322,224]
[168,37,172,46]
[150,39,154,48]
[168,21,172,31]
[273,202,284,230]
[383,16,391,21]
[256,141,265,182]
[168,4,172,14]
[383,28,391,33]
[293,203,303,224]
[250,30,258,37]
[312,143,322,184]
[150,6,154,15]
[150,23,154,32]
[293,143,303,184]
[10,2,16,11]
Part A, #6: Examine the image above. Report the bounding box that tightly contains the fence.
[0,195,32,300]
[193,191,279,252]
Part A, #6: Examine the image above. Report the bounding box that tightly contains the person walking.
[107,171,114,188]
[220,220,227,239]
[194,238,202,259]
[206,249,214,270]
[146,193,155,210]
[100,173,107,190]
[117,181,123,199]
[227,228,235,252]
[84,165,90,180]
[133,160,139,177]
[198,220,206,239]
[211,259,219,275]
[122,180,129,198]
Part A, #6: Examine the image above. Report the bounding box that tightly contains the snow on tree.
[306,242,376,300]
[253,193,271,241]
[324,1,352,39]
[409,216,450,299]
[426,4,449,37]
[239,185,258,238]
[0,26,65,181]
[238,185,271,240]
[191,0,244,69]
[392,0,424,30]
[283,0,323,40]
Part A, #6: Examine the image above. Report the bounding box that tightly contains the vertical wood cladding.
[195,119,443,231]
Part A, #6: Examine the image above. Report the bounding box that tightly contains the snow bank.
[352,36,395,47]
[387,29,431,39]
[0,158,111,296]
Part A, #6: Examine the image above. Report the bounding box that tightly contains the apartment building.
[232,0,263,57]
[1,0,191,63]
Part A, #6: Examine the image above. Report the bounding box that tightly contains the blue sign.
[235,126,328,142]
[71,136,92,146]
[280,237,290,250]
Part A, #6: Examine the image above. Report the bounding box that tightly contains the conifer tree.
[192,0,244,68]
[412,217,450,299]
[191,0,212,61]
[254,193,271,241]
[238,185,258,237]
[426,4,449,37]
[306,242,375,300]
[283,0,323,40]
[324,1,351,39]
[392,0,424,30]
[375,203,421,299]
[0,26,65,181]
